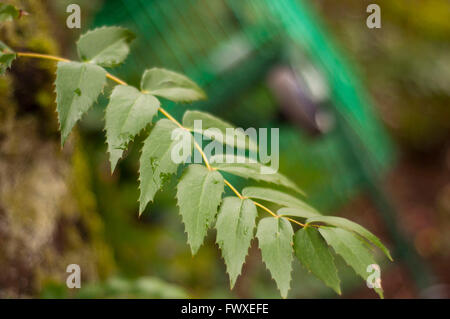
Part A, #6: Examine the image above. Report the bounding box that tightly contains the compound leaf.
[243,187,317,215]
[306,215,392,261]
[77,26,135,67]
[177,164,224,255]
[141,68,205,103]
[319,227,384,298]
[139,119,193,214]
[3,20,394,300]
[183,111,258,152]
[55,61,106,145]
[216,197,257,288]
[256,217,293,298]
[294,227,341,294]
[105,85,160,172]
[211,154,303,194]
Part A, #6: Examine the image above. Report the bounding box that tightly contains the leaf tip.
[387,251,394,262]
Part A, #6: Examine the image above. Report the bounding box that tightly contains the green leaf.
[139,119,193,214]
[256,217,293,298]
[0,41,16,75]
[105,85,160,172]
[215,197,257,288]
[0,3,20,23]
[55,61,106,145]
[306,215,392,261]
[141,68,205,103]
[183,111,258,152]
[319,227,384,298]
[176,164,224,254]
[211,154,303,194]
[294,227,341,294]
[242,187,318,214]
[278,207,320,220]
[77,26,135,67]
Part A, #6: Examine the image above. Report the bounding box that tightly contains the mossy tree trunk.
[0,0,114,297]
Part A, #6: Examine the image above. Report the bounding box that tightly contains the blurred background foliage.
[318,0,450,152]
[0,0,449,298]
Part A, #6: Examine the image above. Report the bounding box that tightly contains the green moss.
[0,0,115,297]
